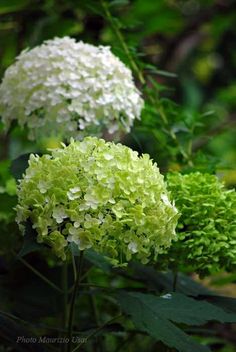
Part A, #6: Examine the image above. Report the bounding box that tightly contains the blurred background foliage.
[0,1,236,351]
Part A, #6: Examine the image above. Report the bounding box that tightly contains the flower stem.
[62,262,68,329]
[67,251,84,352]
[172,271,178,292]
[100,0,145,85]
[72,314,123,352]
[87,276,102,352]
[61,262,68,352]
[71,252,77,281]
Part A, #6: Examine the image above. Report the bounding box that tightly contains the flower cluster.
[0,37,143,141]
[16,137,178,265]
[162,172,236,276]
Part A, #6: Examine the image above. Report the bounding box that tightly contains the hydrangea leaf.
[85,249,112,273]
[117,292,209,352]
[130,262,211,296]
[117,291,236,352]
[17,221,45,258]
[10,154,32,180]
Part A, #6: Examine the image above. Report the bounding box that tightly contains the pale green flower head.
[0,37,143,141]
[163,172,236,276]
[16,137,179,265]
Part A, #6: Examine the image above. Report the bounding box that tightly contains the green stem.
[67,251,84,352]
[147,89,193,166]
[62,262,68,329]
[71,252,77,281]
[87,276,101,352]
[80,283,114,289]
[18,256,62,293]
[0,309,89,336]
[72,314,122,352]
[80,267,92,282]
[172,271,178,292]
[100,1,194,167]
[68,268,93,294]
[61,262,68,352]
[100,0,145,85]
[88,283,100,326]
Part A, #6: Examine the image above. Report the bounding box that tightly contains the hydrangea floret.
[0,37,143,141]
[16,137,178,265]
[162,172,236,276]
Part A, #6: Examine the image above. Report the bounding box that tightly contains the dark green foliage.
[117,291,236,352]
[10,154,31,181]
[130,262,211,296]
[17,221,45,258]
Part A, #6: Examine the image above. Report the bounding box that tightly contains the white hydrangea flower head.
[16,137,179,265]
[0,37,144,141]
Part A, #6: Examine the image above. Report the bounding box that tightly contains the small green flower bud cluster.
[163,172,236,276]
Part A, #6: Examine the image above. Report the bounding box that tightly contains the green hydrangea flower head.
[163,172,236,276]
[16,137,179,265]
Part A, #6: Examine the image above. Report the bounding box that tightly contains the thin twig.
[72,314,123,352]
[100,0,145,85]
[62,262,68,328]
[0,310,82,334]
[71,252,77,281]
[62,262,68,352]
[18,256,63,293]
[172,271,178,292]
[87,276,102,352]
[67,251,84,352]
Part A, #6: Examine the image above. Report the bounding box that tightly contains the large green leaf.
[85,249,112,273]
[130,262,210,296]
[10,153,31,180]
[70,245,112,272]
[203,295,236,315]
[117,291,236,352]
[17,221,44,258]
